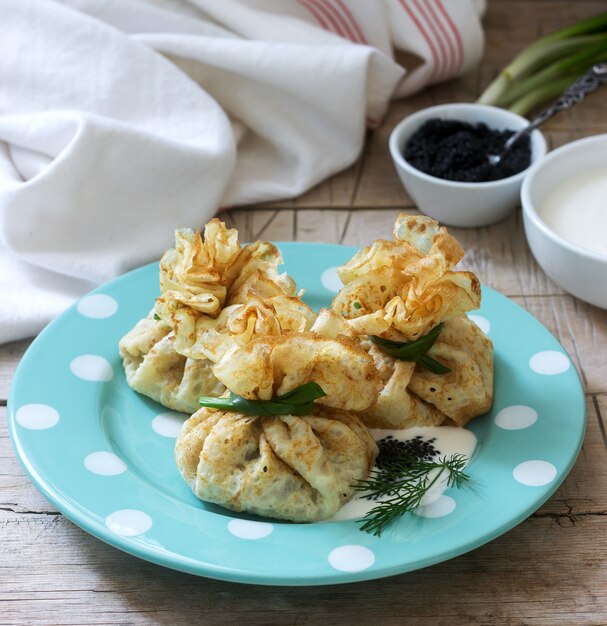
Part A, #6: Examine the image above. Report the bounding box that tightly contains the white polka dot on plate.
[468,314,490,335]
[70,355,114,382]
[513,460,557,486]
[105,509,152,536]
[15,404,60,430]
[76,294,118,319]
[495,405,538,430]
[84,451,127,476]
[415,495,456,518]
[152,412,184,438]
[320,267,343,293]
[227,519,274,540]
[529,351,570,375]
[328,545,375,573]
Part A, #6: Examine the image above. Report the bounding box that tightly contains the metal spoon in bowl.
[489,63,607,166]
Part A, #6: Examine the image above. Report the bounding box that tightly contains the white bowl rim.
[389,102,548,189]
[521,133,607,264]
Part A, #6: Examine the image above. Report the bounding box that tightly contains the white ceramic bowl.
[389,103,548,228]
[521,134,607,309]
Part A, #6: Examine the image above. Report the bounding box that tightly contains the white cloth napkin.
[0,0,485,343]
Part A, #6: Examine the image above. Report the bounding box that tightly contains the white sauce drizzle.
[539,168,607,257]
[328,426,477,522]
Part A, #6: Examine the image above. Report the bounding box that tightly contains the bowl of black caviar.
[389,103,548,227]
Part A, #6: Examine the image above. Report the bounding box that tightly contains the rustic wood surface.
[2,2,607,624]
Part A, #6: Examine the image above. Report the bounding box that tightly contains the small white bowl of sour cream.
[521,134,607,309]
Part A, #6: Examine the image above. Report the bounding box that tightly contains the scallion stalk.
[508,73,583,115]
[199,382,327,417]
[497,37,607,107]
[478,12,607,115]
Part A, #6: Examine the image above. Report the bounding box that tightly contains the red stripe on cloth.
[332,0,368,44]
[316,0,358,42]
[425,0,457,75]
[412,0,448,79]
[434,0,464,74]
[397,0,440,82]
[308,0,348,39]
[366,116,383,129]
[297,0,332,31]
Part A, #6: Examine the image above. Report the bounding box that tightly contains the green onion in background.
[478,12,607,115]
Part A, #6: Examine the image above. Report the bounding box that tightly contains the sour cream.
[328,426,477,522]
[539,168,607,256]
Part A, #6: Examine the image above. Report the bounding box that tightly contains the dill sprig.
[354,453,470,536]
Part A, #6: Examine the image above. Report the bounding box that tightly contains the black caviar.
[376,435,440,469]
[403,118,531,183]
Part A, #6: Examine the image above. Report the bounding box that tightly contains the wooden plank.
[0,338,31,403]
[228,208,296,243]
[510,296,607,395]
[0,510,605,625]
[537,394,607,515]
[292,209,350,244]
[227,208,350,245]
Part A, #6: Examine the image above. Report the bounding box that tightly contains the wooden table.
[2,2,607,624]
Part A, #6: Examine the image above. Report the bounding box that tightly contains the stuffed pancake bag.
[119,312,224,414]
[119,219,313,413]
[155,219,302,359]
[331,214,493,429]
[175,311,382,522]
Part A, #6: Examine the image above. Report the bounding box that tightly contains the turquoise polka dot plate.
[7,243,586,585]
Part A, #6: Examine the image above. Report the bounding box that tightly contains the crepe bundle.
[156,219,303,359]
[119,219,314,413]
[179,292,316,363]
[175,312,381,522]
[331,214,493,428]
[119,312,225,414]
